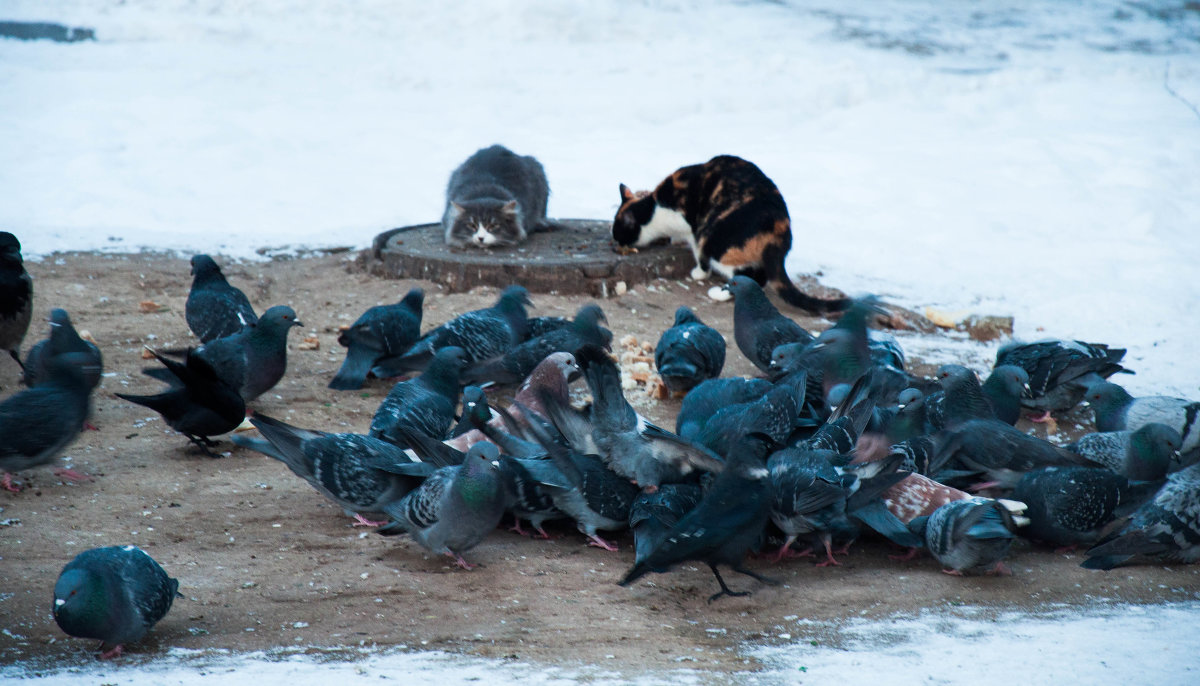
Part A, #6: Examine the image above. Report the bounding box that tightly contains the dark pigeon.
[996,339,1129,417]
[369,346,467,447]
[0,231,32,370]
[116,348,246,456]
[231,413,432,526]
[981,365,1030,427]
[22,308,104,390]
[1066,423,1182,481]
[629,483,703,565]
[654,306,725,395]
[53,545,179,659]
[909,498,1023,575]
[932,418,1098,489]
[1012,466,1159,549]
[328,287,424,390]
[185,254,258,343]
[523,315,572,339]
[459,303,610,387]
[376,442,507,569]
[0,351,96,491]
[925,364,996,431]
[1086,382,1199,468]
[676,377,773,440]
[696,374,807,456]
[619,433,779,602]
[1082,462,1200,570]
[725,275,814,374]
[373,285,531,376]
[539,344,724,492]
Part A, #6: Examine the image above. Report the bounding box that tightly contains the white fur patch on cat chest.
[635,206,693,247]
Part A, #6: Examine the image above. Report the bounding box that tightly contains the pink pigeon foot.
[814,539,842,567]
[587,534,619,552]
[85,422,100,432]
[53,468,92,483]
[352,514,388,527]
[1,473,20,493]
[446,553,476,570]
[99,644,125,659]
[987,561,1013,576]
[888,547,921,562]
[941,569,965,576]
[508,519,529,536]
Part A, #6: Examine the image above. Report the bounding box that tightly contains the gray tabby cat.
[442,144,551,248]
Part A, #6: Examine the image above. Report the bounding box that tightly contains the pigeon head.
[498,285,533,309]
[53,566,104,631]
[400,287,425,312]
[573,343,613,371]
[189,254,221,278]
[897,387,924,407]
[987,365,1031,399]
[769,341,808,373]
[937,364,977,384]
[724,275,763,301]
[673,306,702,327]
[461,386,491,425]
[1084,381,1134,431]
[1130,422,1182,477]
[0,231,22,264]
[574,303,607,328]
[257,305,303,332]
[460,442,503,487]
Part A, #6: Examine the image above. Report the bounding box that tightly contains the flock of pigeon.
[2,229,1200,658]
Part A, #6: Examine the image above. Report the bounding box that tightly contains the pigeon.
[1065,423,1182,481]
[676,376,773,440]
[116,348,246,456]
[996,339,1129,418]
[369,346,467,447]
[523,315,572,338]
[22,308,104,390]
[654,306,725,395]
[521,408,640,549]
[932,418,1097,489]
[372,285,532,376]
[619,433,779,602]
[909,498,1024,575]
[0,351,96,491]
[1012,466,1159,550]
[53,545,180,659]
[150,305,302,402]
[1085,382,1199,468]
[925,364,996,431]
[328,287,424,390]
[696,374,807,456]
[725,275,814,374]
[184,254,258,343]
[981,365,1030,426]
[459,303,610,387]
[231,413,433,526]
[629,483,703,565]
[376,441,507,569]
[540,344,724,491]
[0,231,32,370]
[1082,462,1200,570]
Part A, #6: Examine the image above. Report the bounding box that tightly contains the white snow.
[2,2,1200,676]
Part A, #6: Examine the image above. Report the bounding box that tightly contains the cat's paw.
[707,285,733,302]
[689,266,709,281]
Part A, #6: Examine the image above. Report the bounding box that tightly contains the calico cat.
[612,155,850,313]
[443,144,551,248]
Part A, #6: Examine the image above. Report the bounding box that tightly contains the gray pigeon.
[328,288,424,390]
[23,308,104,390]
[926,364,996,431]
[996,339,1129,418]
[369,346,467,447]
[0,351,96,491]
[1012,466,1158,550]
[372,285,531,376]
[909,498,1023,575]
[1082,461,1200,570]
[676,376,773,440]
[629,483,703,565]
[185,254,258,343]
[1086,382,1199,468]
[0,231,32,370]
[932,418,1097,489]
[981,365,1030,426]
[232,413,433,525]
[53,545,180,658]
[459,302,610,387]
[725,275,814,374]
[1065,423,1182,480]
[377,441,507,569]
[654,306,725,395]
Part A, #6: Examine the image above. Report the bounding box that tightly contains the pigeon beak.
[490,460,500,467]
[293,320,304,328]
[233,417,257,433]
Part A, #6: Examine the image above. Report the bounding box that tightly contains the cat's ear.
[450,202,465,214]
[619,183,634,202]
[501,200,518,215]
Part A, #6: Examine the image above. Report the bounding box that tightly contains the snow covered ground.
[3,1,1200,681]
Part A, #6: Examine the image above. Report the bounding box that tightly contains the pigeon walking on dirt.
[1065,423,1181,481]
[1086,382,1199,468]
[676,377,773,440]
[231,413,433,526]
[372,285,532,376]
[328,288,424,390]
[459,303,609,387]
[0,351,97,491]
[23,308,104,391]
[995,339,1129,419]
[1012,466,1158,550]
[53,545,180,659]
[1081,462,1200,570]
[377,441,507,569]
[369,346,467,447]
[619,433,779,602]
[0,231,32,370]
[654,306,725,395]
[909,498,1024,575]
[185,254,258,343]
[116,348,246,456]
[726,275,814,374]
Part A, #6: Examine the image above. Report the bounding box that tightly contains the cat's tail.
[773,273,852,314]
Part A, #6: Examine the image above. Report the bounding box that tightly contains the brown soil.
[1,252,1197,677]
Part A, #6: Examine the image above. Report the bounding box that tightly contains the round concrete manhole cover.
[367,219,693,296]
